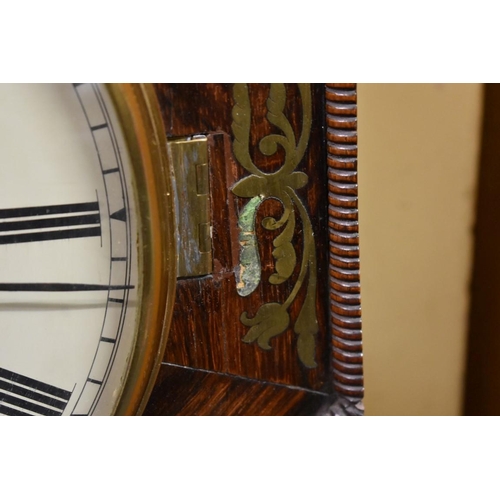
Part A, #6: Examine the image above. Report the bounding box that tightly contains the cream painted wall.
[358,84,483,415]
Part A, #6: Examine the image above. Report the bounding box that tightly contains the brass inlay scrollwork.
[231,83,318,368]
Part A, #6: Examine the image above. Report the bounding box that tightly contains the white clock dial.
[0,83,141,416]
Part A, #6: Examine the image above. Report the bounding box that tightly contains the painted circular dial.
[0,83,141,416]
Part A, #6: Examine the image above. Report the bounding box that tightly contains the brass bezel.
[106,84,176,416]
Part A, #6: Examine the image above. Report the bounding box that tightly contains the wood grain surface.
[143,84,362,415]
[145,363,328,416]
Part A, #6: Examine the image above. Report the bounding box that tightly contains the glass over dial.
[0,83,143,416]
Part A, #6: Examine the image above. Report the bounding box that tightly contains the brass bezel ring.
[107,84,176,416]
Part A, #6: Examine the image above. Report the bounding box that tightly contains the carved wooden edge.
[326,84,364,404]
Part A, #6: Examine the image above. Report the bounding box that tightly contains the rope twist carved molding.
[326,84,364,403]
[231,83,319,369]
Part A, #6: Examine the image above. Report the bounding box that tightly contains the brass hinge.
[167,136,212,278]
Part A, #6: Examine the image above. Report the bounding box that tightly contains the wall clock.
[0,83,176,416]
[0,83,363,416]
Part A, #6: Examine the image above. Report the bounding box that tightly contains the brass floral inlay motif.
[231,83,318,368]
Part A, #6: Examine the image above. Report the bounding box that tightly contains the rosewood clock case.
[143,84,363,416]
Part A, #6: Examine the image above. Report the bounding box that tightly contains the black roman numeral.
[0,367,72,416]
[0,201,101,245]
